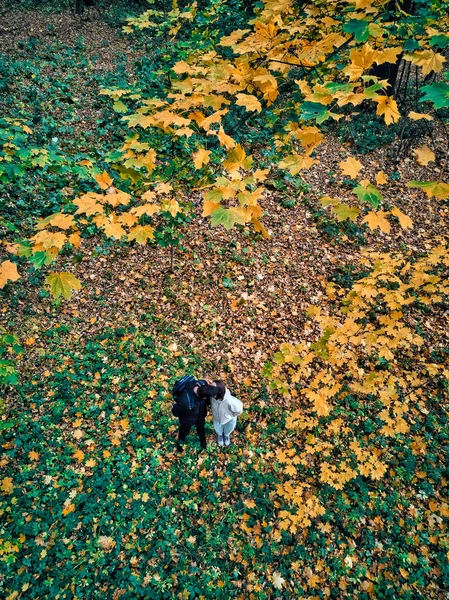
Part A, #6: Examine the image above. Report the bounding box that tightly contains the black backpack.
[171,375,204,416]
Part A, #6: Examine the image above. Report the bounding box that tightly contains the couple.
[174,378,243,452]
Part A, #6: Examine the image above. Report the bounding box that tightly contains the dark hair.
[197,384,218,399]
[213,380,226,401]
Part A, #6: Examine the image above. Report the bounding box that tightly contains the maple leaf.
[413,145,435,166]
[344,43,378,80]
[375,96,400,125]
[73,449,85,462]
[332,203,360,222]
[339,156,362,178]
[210,207,247,229]
[131,203,160,217]
[216,127,236,149]
[202,199,221,217]
[362,210,391,233]
[95,171,114,190]
[128,225,155,244]
[235,93,262,112]
[118,213,138,227]
[1,477,14,494]
[374,46,402,65]
[31,230,67,250]
[45,272,82,300]
[272,572,285,590]
[28,450,39,461]
[252,217,270,239]
[161,198,181,217]
[102,216,127,239]
[404,50,446,75]
[375,171,388,185]
[98,536,116,552]
[193,148,211,169]
[74,193,105,216]
[407,181,449,199]
[278,153,317,175]
[408,111,433,121]
[223,145,252,172]
[0,260,20,288]
[353,183,383,208]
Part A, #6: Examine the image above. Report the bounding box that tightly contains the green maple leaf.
[332,203,360,222]
[209,207,247,229]
[420,82,449,109]
[354,184,383,208]
[343,19,370,43]
[45,272,82,299]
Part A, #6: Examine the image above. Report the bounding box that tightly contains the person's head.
[196,384,218,399]
[213,380,226,401]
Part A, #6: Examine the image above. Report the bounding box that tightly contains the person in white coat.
[210,380,243,447]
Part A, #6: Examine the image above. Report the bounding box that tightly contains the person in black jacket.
[176,381,218,452]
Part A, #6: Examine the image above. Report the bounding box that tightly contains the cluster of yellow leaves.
[269,241,449,532]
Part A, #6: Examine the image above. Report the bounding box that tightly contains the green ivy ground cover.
[2,313,449,599]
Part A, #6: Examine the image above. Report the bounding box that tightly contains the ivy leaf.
[45,272,82,300]
[420,82,449,108]
[209,207,247,229]
[354,183,383,208]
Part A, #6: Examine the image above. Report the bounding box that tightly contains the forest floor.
[1,5,449,600]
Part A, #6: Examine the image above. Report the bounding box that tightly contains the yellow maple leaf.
[362,210,391,233]
[118,212,138,227]
[408,111,433,121]
[279,153,317,175]
[413,145,435,166]
[375,171,388,185]
[73,449,85,462]
[375,95,400,125]
[28,450,39,461]
[128,225,155,244]
[1,477,14,494]
[407,180,449,199]
[131,203,160,217]
[69,232,81,249]
[161,198,181,217]
[374,46,402,65]
[391,207,413,229]
[0,260,20,288]
[344,43,378,80]
[339,156,362,178]
[235,93,262,113]
[202,199,221,217]
[216,127,236,150]
[74,193,105,217]
[102,215,126,239]
[95,170,114,190]
[223,144,252,172]
[62,503,75,516]
[193,148,211,169]
[404,50,446,75]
